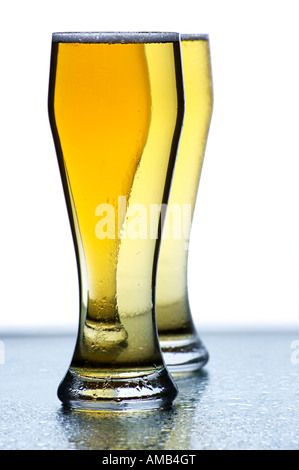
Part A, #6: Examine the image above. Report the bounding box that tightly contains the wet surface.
[0,331,298,450]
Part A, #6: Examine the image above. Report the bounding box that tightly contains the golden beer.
[48,32,184,410]
[156,34,213,372]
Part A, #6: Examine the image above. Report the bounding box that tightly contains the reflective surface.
[0,331,298,449]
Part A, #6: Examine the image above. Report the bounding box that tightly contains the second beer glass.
[156,34,213,373]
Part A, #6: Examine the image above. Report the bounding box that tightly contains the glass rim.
[52,31,181,44]
[181,33,209,41]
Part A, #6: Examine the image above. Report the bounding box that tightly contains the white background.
[1,0,299,333]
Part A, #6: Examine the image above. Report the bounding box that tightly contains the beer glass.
[156,34,213,372]
[48,32,185,410]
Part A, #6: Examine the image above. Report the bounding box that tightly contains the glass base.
[159,334,209,374]
[57,366,178,411]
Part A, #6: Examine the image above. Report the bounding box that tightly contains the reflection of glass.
[156,34,213,372]
[48,32,185,410]
[57,370,209,450]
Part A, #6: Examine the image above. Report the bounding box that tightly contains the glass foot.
[57,366,178,411]
[159,334,209,374]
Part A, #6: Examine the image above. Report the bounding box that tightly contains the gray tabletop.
[0,331,298,450]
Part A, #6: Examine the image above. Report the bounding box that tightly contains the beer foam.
[180,33,210,41]
[52,32,180,44]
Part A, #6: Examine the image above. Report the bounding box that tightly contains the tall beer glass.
[48,32,185,410]
[156,34,213,372]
